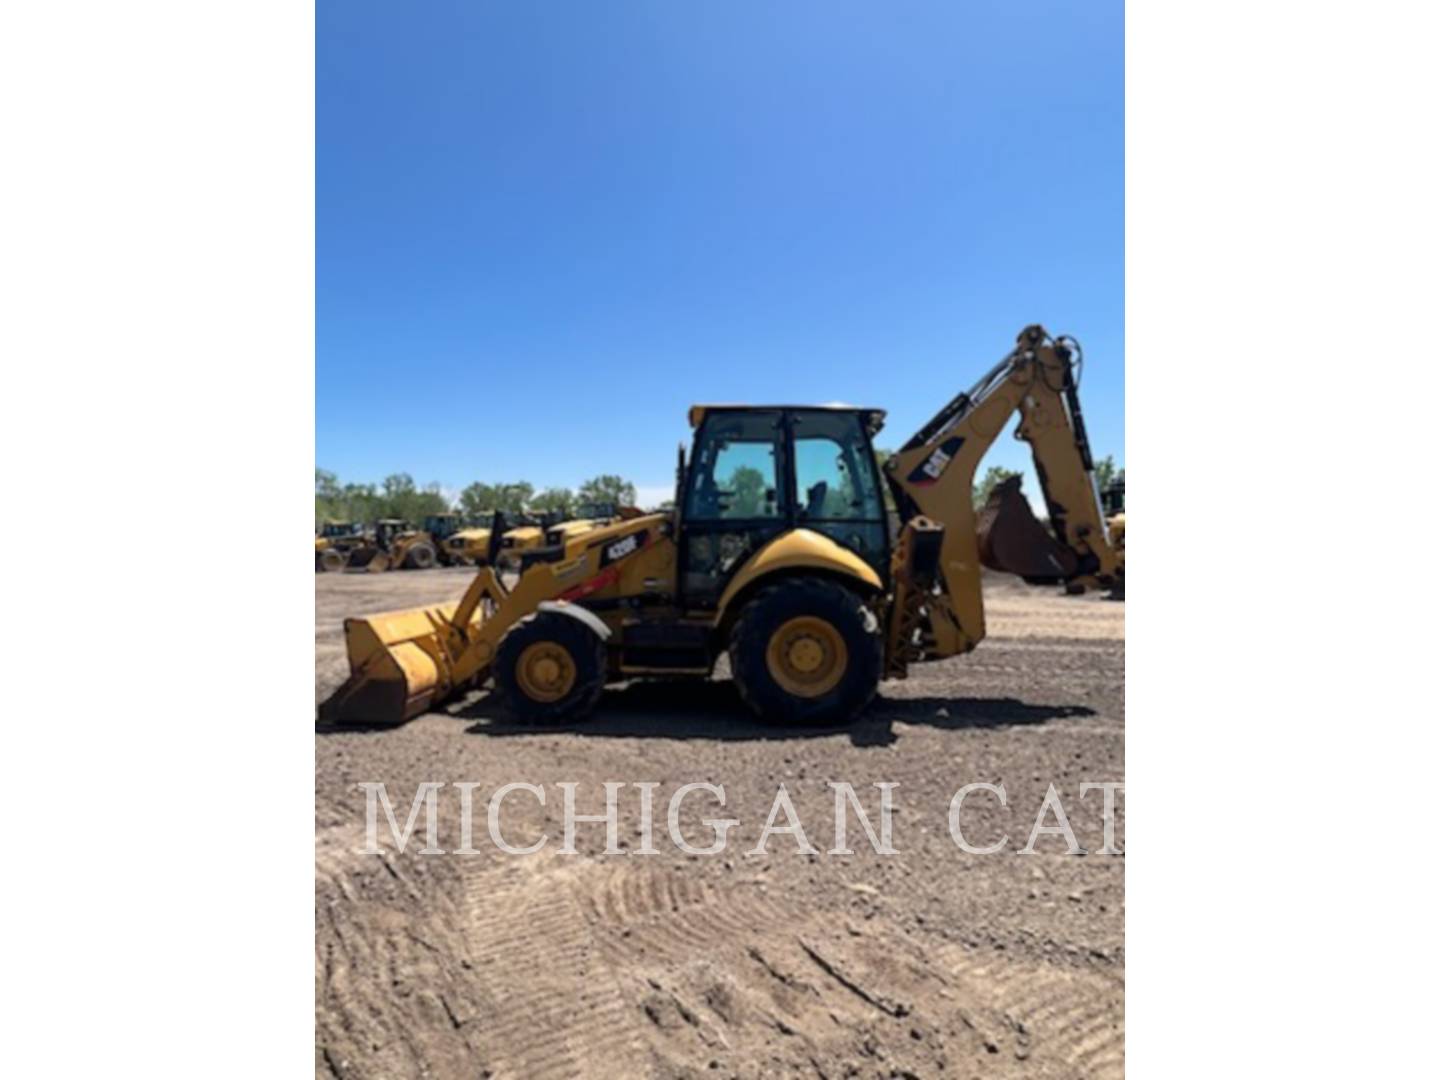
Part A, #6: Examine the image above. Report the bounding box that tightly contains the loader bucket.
[977,476,1079,584]
[318,602,480,727]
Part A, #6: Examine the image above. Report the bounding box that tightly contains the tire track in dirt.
[937,947,1125,1078]
[463,856,651,1079]
[460,854,1124,1077]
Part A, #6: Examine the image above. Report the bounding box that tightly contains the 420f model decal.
[598,528,650,567]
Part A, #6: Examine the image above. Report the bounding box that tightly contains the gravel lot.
[316,567,1124,1079]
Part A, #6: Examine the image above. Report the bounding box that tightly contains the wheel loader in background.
[315,521,365,573]
[322,515,464,572]
[319,325,1122,727]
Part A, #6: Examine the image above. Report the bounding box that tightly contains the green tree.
[973,464,1022,510]
[531,487,576,516]
[728,465,766,517]
[341,482,379,524]
[494,482,534,514]
[413,483,450,520]
[316,468,340,500]
[577,474,637,508]
[458,482,497,519]
[1094,455,1121,491]
[315,468,342,526]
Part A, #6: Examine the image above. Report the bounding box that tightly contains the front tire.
[493,611,607,724]
[728,577,880,725]
[404,542,437,570]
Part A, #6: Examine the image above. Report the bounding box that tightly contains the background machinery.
[496,513,556,568]
[444,519,495,566]
[320,515,463,572]
[320,326,1122,727]
[315,521,365,572]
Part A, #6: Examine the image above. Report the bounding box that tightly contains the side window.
[685,412,784,521]
[793,420,884,522]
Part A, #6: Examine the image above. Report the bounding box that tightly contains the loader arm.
[318,515,664,726]
[883,325,1120,663]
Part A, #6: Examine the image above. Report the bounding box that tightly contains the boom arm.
[883,325,1120,663]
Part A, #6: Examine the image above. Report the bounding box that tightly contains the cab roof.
[688,404,886,435]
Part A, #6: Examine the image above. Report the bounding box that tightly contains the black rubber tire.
[492,611,607,724]
[404,542,437,570]
[319,548,346,573]
[728,577,881,726]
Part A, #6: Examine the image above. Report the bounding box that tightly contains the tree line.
[317,455,1121,528]
[315,469,638,526]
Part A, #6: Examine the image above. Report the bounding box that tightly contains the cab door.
[678,409,790,612]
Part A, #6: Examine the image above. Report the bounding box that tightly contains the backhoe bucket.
[318,602,481,727]
[977,476,1079,584]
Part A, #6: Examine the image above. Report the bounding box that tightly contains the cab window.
[685,411,785,521]
[792,412,885,522]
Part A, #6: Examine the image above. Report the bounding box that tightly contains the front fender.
[716,528,883,622]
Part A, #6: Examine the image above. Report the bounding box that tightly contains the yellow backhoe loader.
[443,520,496,566]
[496,514,555,568]
[543,503,615,549]
[319,325,1121,727]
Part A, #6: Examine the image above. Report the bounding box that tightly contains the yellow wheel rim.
[765,616,848,698]
[516,641,577,702]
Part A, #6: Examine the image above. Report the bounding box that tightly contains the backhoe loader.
[444,520,496,566]
[543,503,618,549]
[497,514,557,568]
[319,325,1121,727]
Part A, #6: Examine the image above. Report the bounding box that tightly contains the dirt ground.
[316,568,1124,1079]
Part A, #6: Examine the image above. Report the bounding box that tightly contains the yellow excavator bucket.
[319,602,482,726]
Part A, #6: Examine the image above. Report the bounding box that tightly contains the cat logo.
[905,436,965,487]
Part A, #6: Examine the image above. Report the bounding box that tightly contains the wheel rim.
[516,641,577,702]
[765,615,847,698]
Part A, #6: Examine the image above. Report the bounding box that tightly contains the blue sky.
[318,1,1123,507]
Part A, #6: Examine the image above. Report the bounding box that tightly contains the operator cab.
[678,406,889,608]
[422,513,461,540]
[373,519,409,550]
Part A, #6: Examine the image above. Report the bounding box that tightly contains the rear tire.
[405,542,437,570]
[319,548,346,573]
[493,611,607,724]
[728,577,880,725]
